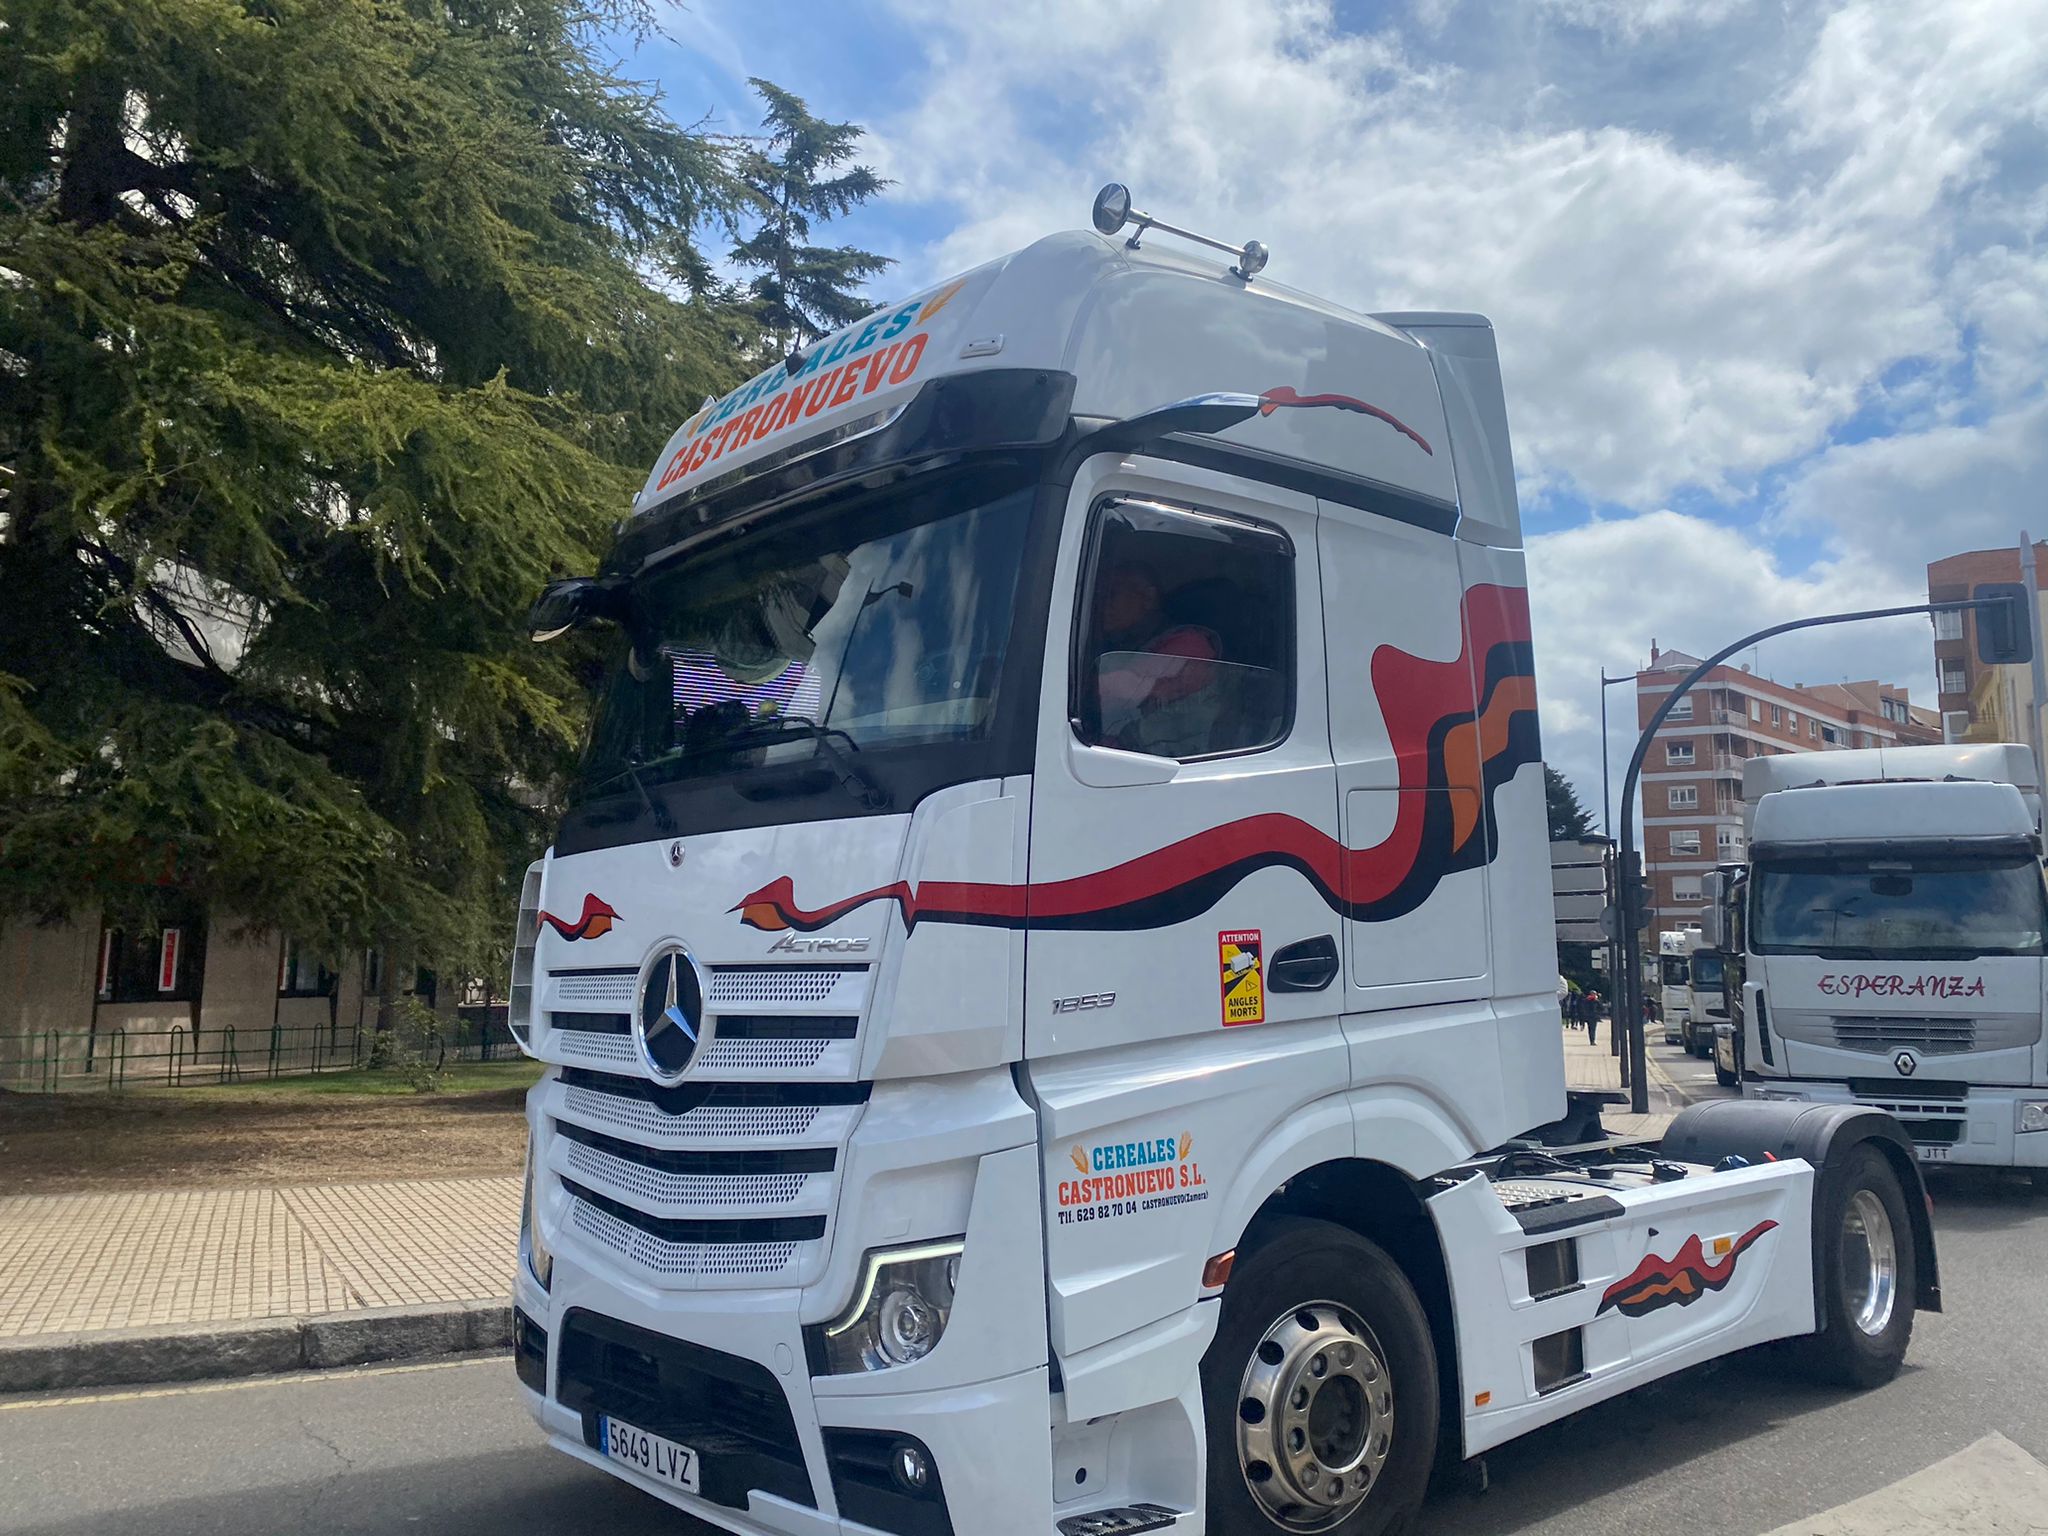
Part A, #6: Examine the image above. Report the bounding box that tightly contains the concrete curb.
[0,1298,511,1396]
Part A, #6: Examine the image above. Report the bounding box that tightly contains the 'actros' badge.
[637,945,710,1085]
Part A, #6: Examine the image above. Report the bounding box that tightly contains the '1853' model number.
[1052,993,1116,1014]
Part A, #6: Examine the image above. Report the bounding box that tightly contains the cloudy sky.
[618,0,2048,826]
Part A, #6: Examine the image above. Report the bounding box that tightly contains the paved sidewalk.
[1560,1020,1684,1139]
[0,1176,518,1340]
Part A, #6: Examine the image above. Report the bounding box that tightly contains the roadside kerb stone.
[0,1297,511,1395]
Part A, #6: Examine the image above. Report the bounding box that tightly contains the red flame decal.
[1598,1220,1779,1318]
[536,892,620,942]
[1256,385,1433,455]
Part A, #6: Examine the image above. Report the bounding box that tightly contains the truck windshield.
[1752,855,2048,959]
[1660,956,1690,987]
[571,464,1035,829]
[1689,951,1723,988]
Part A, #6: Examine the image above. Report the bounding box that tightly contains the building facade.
[0,914,463,1089]
[1635,644,1939,945]
[1927,542,2048,768]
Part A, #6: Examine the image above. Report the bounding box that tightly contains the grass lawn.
[0,1060,542,1197]
[159,1059,545,1098]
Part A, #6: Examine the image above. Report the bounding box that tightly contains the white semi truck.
[1707,744,2048,1183]
[509,189,1939,1536]
[1655,929,1694,1047]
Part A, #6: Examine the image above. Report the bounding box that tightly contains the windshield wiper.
[722,715,893,810]
[585,758,678,835]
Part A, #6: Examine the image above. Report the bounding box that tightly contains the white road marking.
[1762,1433,2048,1535]
[0,1353,503,1413]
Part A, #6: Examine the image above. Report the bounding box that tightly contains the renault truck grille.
[1831,1017,1976,1055]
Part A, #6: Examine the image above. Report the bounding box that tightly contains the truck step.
[1056,1504,1184,1535]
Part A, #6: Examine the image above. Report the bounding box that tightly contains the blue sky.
[609,0,2048,820]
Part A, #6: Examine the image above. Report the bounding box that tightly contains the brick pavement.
[0,1177,518,1339]
[1560,1019,1682,1139]
[1,1037,1674,1344]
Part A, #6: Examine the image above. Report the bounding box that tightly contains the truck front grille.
[556,1309,813,1512]
[548,1067,866,1290]
[539,961,872,1290]
[1832,1016,1976,1055]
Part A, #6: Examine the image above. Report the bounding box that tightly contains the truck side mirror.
[528,577,626,643]
[1973,584,2033,666]
[1698,872,1724,948]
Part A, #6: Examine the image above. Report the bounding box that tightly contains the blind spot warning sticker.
[1219,930,1265,1026]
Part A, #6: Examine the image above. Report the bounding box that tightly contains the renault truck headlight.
[522,1140,553,1291]
[812,1240,963,1374]
[2019,1101,2048,1134]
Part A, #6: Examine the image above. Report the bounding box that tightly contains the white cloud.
[866,0,2042,510]
[1527,511,1932,825]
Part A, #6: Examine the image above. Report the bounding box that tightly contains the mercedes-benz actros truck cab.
[509,189,1939,1536]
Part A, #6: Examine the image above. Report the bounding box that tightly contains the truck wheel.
[1201,1218,1437,1536]
[1797,1144,1916,1389]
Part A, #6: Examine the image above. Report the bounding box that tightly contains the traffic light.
[1972,583,2033,665]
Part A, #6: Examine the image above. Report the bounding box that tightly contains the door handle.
[1269,935,1339,993]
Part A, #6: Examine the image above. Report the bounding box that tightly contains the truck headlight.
[522,1140,553,1290]
[812,1240,962,1374]
[2019,1101,2048,1134]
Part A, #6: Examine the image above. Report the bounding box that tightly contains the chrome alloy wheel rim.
[1841,1188,1898,1337]
[1236,1302,1393,1531]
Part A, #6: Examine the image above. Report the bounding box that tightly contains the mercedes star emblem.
[636,945,708,1084]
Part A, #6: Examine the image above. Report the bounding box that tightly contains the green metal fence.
[0,1007,515,1093]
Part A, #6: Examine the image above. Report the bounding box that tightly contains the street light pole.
[1613,593,2021,1115]
[1598,669,1634,1071]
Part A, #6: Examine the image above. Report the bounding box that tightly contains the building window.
[1787,711,1799,732]
[1670,830,1701,855]
[1769,703,1782,726]
[1941,660,1968,695]
[1667,694,1693,719]
[1746,698,1758,721]
[1820,724,1839,745]
[94,922,206,1004]
[1073,497,1295,761]
[1672,876,1705,904]
[1934,609,1963,641]
[1666,741,1695,765]
[1717,826,1743,855]
[279,939,339,999]
[1809,719,1820,739]
[1667,785,1698,809]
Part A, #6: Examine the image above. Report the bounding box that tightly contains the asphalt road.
[3,1078,2041,1536]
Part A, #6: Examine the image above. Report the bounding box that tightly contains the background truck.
[1656,929,1695,1045]
[1705,743,2048,1181]
[509,187,1940,1536]
[1684,931,1729,1063]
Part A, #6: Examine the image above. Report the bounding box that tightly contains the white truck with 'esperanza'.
[1709,743,2048,1183]
[507,188,1940,1536]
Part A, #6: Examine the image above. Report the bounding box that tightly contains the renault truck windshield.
[568,466,1036,841]
[1753,855,2048,959]
[1690,951,1724,989]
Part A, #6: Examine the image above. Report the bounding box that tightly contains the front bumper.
[1743,1079,2048,1169]
[515,1138,1062,1535]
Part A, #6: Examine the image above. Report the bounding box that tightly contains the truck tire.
[1200,1218,1438,1536]
[1796,1143,1916,1389]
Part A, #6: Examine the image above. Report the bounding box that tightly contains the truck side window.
[1072,498,1294,760]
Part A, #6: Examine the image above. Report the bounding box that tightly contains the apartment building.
[1927,542,2048,764]
[1635,644,1939,944]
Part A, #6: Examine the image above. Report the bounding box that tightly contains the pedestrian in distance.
[1584,991,1599,1048]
